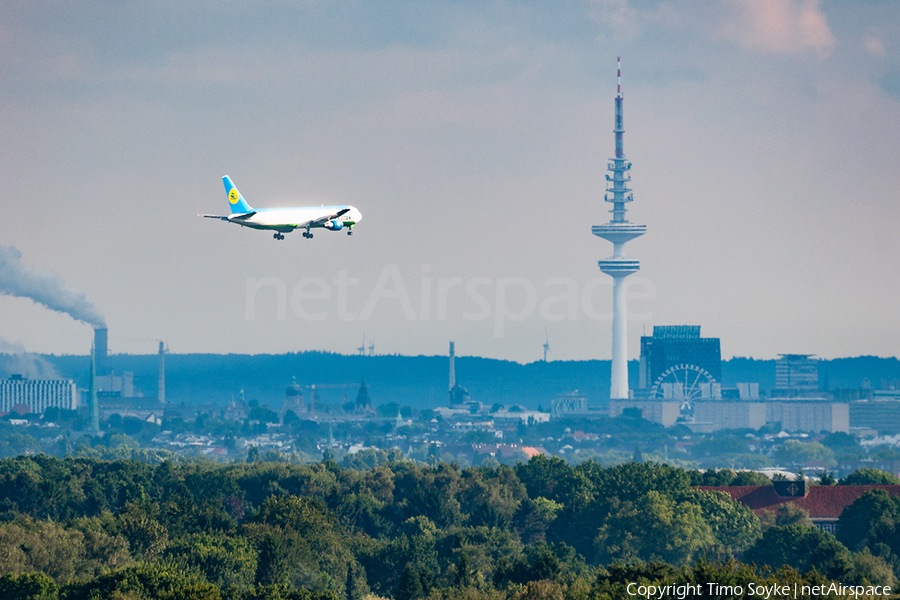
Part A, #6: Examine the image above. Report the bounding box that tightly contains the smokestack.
[93,328,108,376]
[89,342,99,432]
[449,341,455,391]
[158,341,165,403]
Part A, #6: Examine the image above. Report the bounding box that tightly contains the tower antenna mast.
[592,57,647,400]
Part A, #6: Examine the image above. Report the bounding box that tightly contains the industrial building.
[98,398,164,423]
[691,401,766,433]
[608,400,680,427]
[95,372,135,398]
[0,374,77,414]
[609,400,766,432]
[609,397,848,433]
[848,401,900,433]
[767,401,849,433]
[735,383,760,400]
[551,391,588,418]
[89,328,168,425]
[491,408,551,427]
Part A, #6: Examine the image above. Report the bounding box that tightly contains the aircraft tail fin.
[223,176,254,214]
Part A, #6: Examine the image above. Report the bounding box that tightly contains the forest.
[1,454,899,599]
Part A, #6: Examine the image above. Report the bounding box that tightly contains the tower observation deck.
[592,58,646,400]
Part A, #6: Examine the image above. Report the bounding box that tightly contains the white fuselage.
[229,206,362,232]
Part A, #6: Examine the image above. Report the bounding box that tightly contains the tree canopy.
[0,455,895,599]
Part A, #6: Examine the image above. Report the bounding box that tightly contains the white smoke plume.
[0,338,59,378]
[0,245,106,328]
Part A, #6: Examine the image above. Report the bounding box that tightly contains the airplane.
[201,176,362,240]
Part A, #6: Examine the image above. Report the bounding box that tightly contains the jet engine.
[324,219,344,230]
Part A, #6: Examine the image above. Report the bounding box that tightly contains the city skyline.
[0,1,898,363]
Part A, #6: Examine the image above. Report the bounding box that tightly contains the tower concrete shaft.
[611,276,628,399]
[592,57,646,400]
[158,341,166,403]
[449,341,456,391]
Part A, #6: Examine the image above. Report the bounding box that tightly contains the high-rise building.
[775,354,819,394]
[0,374,77,414]
[638,325,722,388]
[592,58,646,400]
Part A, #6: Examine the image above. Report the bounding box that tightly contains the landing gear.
[302,231,314,239]
[273,233,285,240]
[346,228,353,236]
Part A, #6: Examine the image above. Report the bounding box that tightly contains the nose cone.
[352,207,362,223]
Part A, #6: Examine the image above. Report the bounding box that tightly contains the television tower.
[592,58,646,399]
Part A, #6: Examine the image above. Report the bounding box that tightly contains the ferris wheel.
[649,364,718,413]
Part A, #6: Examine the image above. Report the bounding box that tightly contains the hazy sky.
[0,0,898,363]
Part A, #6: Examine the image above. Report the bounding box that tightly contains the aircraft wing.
[308,207,351,226]
[200,212,257,220]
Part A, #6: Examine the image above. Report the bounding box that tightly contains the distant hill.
[721,356,900,391]
[37,352,615,410]
[3,353,897,411]
[819,356,900,389]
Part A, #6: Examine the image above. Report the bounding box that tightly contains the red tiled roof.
[698,485,900,519]
[520,446,547,458]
